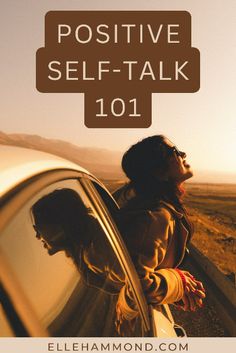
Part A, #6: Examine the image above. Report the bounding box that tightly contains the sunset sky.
[1,0,236,180]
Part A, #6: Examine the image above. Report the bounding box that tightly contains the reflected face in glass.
[163,138,193,182]
[33,223,67,255]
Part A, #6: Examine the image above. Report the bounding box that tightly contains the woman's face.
[33,223,67,256]
[163,138,193,183]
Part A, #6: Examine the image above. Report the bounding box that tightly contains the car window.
[91,180,119,219]
[0,179,144,337]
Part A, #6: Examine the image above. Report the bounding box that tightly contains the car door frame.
[80,176,151,334]
[81,178,185,338]
[0,168,152,336]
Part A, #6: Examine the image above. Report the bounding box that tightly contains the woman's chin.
[184,169,194,180]
[177,169,193,183]
[48,247,62,256]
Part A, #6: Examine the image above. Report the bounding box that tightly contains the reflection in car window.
[0,179,143,336]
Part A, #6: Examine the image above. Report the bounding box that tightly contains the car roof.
[0,145,90,197]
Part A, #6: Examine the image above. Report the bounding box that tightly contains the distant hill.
[0,131,124,180]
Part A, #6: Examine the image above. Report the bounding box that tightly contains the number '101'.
[96,98,141,117]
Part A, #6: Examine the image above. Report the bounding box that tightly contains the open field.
[104,181,236,280]
[185,183,236,279]
[185,183,236,231]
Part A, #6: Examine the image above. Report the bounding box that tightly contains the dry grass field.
[185,183,236,279]
[104,180,236,280]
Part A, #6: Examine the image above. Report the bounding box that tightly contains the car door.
[83,177,185,337]
[0,170,151,337]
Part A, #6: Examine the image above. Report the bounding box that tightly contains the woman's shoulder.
[148,206,173,224]
[150,199,185,217]
[119,203,176,249]
[119,205,173,233]
[120,198,175,219]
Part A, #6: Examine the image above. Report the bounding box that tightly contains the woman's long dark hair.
[122,135,183,205]
[121,135,193,237]
[31,188,94,264]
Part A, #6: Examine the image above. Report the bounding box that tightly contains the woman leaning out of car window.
[114,135,206,333]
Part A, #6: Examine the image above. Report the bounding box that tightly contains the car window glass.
[91,181,119,219]
[0,179,143,336]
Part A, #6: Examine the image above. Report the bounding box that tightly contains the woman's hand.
[175,270,206,312]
